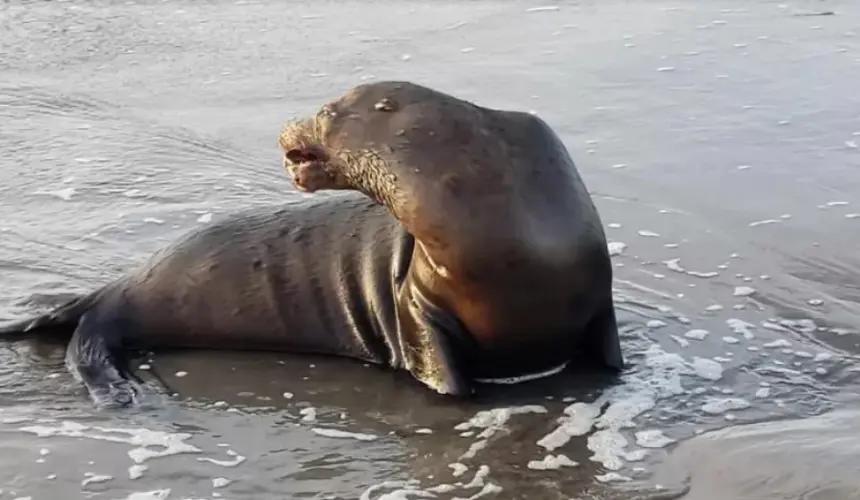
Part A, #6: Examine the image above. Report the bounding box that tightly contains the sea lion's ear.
[373,97,399,113]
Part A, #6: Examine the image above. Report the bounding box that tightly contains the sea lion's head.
[278,82,418,197]
[278,81,560,272]
[278,81,499,204]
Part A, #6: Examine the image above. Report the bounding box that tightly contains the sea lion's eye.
[319,105,337,118]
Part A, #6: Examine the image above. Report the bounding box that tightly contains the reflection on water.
[648,405,860,500]
[1,0,859,498]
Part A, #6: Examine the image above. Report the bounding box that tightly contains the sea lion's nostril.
[286,148,320,164]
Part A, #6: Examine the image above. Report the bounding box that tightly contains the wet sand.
[1,0,859,499]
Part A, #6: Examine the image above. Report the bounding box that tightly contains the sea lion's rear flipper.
[0,293,96,340]
[397,280,472,397]
[584,303,625,372]
[65,311,140,409]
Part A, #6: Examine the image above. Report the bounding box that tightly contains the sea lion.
[0,80,623,408]
[279,81,623,386]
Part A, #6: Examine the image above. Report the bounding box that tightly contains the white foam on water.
[449,463,469,477]
[427,484,458,494]
[755,387,771,398]
[664,258,719,278]
[362,465,504,500]
[596,472,632,483]
[212,478,232,488]
[123,189,146,198]
[638,230,661,237]
[634,430,675,449]
[16,421,201,465]
[691,358,723,381]
[311,428,378,441]
[414,428,433,435]
[526,454,578,470]
[536,402,600,451]
[646,319,667,328]
[122,490,171,500]
[701,397,751,415]
[455,406,547,439]
[665,258,685,273]
[749,219,780,227]
[762,321,789,332]
[128,464,148,480]
[539,344,694,472]
[722,336,740,344]
[670,335,690,348]
[684,329,709,340]
[359,480,432,500]
[780,319,817,333]
[763,339,791,348]
[35,187,77,200]
[733,286,756,297]
[299,407,317,422]
[727,318,756,339]
[453,483,503,500]
[705,304,724,312]
[461,465,491,489]
[454,406,547,462]
[525,6,559,12]
[607,241,627,256]
[81,472,113,487]
[196,449,247,467]
[197,213,213,223]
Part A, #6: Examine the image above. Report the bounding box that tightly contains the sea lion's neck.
[339,149,403,212]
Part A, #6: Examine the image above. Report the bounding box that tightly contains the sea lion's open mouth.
[284,144,328,165]
[281,143,335,193]
[279,118,341,193]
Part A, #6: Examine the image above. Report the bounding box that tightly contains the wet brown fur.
[278,81,621,373]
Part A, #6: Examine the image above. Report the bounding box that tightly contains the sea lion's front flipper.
[584,302,624,372]
[396,279,472,397]
[65,311,140,409]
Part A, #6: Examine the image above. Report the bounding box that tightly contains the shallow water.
[1,0,859,498]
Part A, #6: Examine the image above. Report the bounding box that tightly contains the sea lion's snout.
[282,144,335,193]
[284,144,329,165]
[279,118,340,193]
